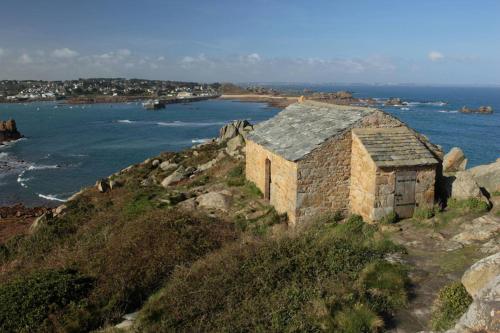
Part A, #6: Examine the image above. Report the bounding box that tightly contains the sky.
[0,0,499,85]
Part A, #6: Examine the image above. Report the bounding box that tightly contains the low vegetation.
[0,269,93,332]
[446,198,489,213]
[413,206,435,221]
[380,211,398,224]
[430,281,472,330]
[137,216,409,332]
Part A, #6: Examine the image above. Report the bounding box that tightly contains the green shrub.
[0,269,93,332]
[491,191,500,197]
[413,206,435,221]
[137,222,409,332]
[333,303,384,333]
[356,261,409,312]
[380,211,398,224]
[431,281,472,331]
[188,174,210,188]
[226,165,245,187]
[447,198,489,213]
[243,181,262,198]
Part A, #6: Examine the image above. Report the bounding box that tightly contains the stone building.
[245,100,441,225]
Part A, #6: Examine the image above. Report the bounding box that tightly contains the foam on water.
[37,193,67,202]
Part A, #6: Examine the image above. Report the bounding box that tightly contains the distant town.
[0,78,222,103]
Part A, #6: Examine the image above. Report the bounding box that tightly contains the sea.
[1,86,499,207]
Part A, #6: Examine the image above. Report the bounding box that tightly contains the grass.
[446,198,489,213]
[380,211,398,224]
[0,269,94,332]
[430,281,472,330]
[226,165,245,187]
[0,196,237,331]
[136,216,409,332]
[436,244,481,275]
[413,206,435,221]
[491,191,500,197]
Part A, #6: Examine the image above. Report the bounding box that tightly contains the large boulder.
[0,118,22,143]
[161,166,187,188]
[219,120,253,141]
[461,252,500,298]
[443,147,468,173]
[454,276,499,332]
[468,158,500,195]
[196,191,232,211]
[160,160,178,172]
[96,179,109,193]
[446,171,488,202]
[226,134,245,156]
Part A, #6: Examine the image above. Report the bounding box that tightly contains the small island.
[0,119,22,144]
[460,105,493,114]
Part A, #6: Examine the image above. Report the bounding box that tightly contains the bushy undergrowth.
[380,211,398,224]
[0,269,93,332]
[0,195,237,331]
[447,198,489,213]
[413,206,435,221]
[137,217,409,333]
[431,281,472,330]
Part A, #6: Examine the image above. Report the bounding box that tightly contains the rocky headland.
[0,119,22,144]
[0,119,499,332]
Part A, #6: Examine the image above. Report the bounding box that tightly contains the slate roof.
[352,127,438,167]
[246,100,377,161]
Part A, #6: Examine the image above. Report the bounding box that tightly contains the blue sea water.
[0,100,279,206]
[1,86,499,207]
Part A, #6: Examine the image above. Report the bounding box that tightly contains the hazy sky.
[0,0,499,84]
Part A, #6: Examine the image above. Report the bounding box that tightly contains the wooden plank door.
[394,171,416,218]
[264,158,271,201]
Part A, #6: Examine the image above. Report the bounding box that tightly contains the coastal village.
[0,78,220,103]
[1,88,499,332]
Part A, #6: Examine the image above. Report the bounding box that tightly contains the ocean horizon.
[1,85,499,207]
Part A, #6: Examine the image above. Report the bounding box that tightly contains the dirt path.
[385,197,500,332]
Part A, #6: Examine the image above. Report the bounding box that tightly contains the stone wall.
[295,111,404,223]
[372,166,436,221]
[350,133,377,221]
[246,140,299,224]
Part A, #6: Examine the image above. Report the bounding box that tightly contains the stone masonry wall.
[296,111,404,224]
[372,166,436,221]
[246,140,299,224]
[350,132,378,221]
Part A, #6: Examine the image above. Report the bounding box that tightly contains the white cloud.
[0,48,4,57]
[117,49,131,57]
[428,51,444,62]
[246,53,261,63]
[19,53,33,64]
[52,48,79,58]
[157,56,165,61]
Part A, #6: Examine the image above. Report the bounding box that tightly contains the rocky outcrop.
[468,158,500,195]
[445,171,488,203]
[448,252,500,333]
[385,97,407,106]
[161,166,195,188]
[461,252,500,298]
[196,191,232,211]
[460,106,493,114]
[443,147,467,173]
[226,135,245,156]
[0,119,22,144]
[96,179,109,193]
[451,214,500,246]
[218,120,253,141]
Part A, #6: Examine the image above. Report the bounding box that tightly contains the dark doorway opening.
[265,158,271,201]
